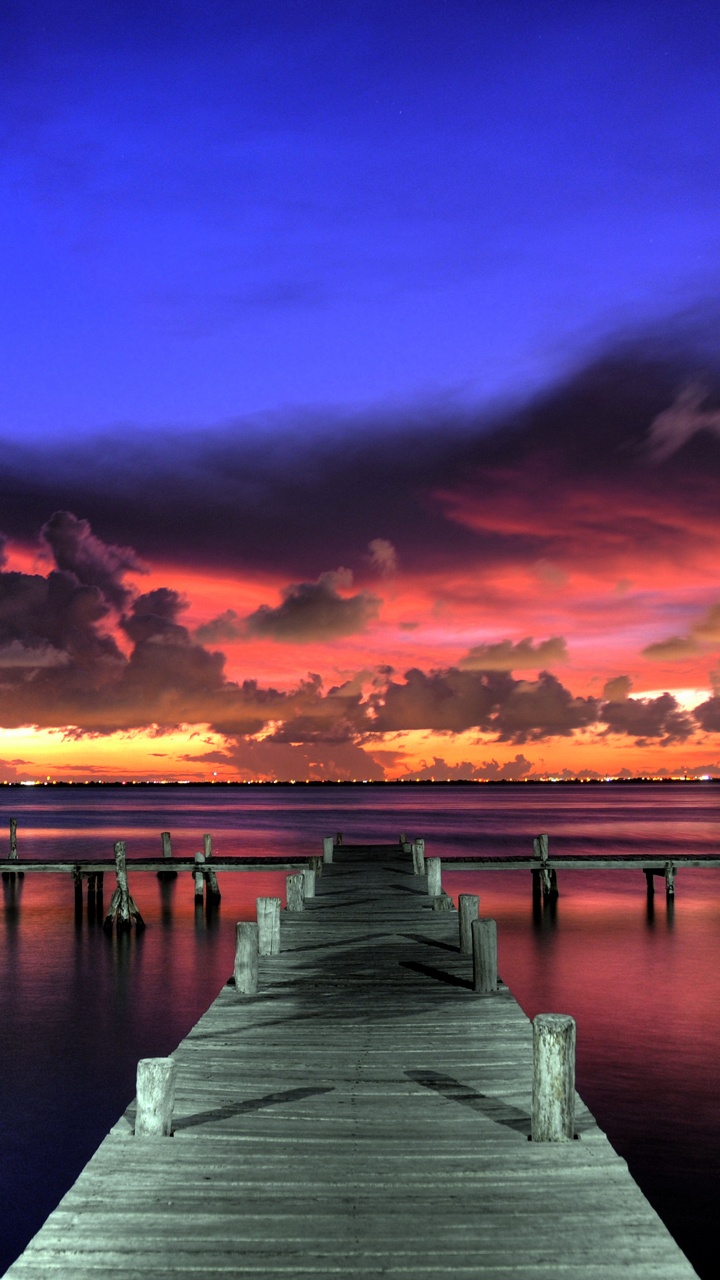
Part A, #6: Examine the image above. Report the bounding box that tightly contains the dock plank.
[5,843,697,1279]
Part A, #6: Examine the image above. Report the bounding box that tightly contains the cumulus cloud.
[600,692,695,743]
[42,511,145,609]
[643,602,720,661]
[602,675,632,700]
[245,570,381,642]
[194,609,244,644]
[459,636,567,671]
[184,735,385,782]
[367,538,398,576]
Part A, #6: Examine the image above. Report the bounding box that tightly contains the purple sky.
[2,1,720,441]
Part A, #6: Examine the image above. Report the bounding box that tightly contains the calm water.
[0,783,718,1276]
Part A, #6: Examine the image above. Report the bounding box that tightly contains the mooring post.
[309,854,323,878]
[104,840,144,932]
[531,1013,576,1142]
[302,866,316,899]
[135,1057,176,1137]
[286,872,305,912]
[665,862,676,898]
[9,817,17,861]
[427,857,442,897]
[412,838,425,875]
[534,832,557,898]
[458,893,479,953]
[234,921,259,994]
[257,896,281,955]
[322,836,334,863]
[193,852,205,902]
[158,830,177,880]
[471,918,498,993]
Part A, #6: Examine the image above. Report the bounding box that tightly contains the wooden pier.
[5,841,697,1278]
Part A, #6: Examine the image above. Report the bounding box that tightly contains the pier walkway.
[6,842,697,1278]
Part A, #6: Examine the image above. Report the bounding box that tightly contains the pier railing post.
[322,836,334,863]
[257,897,281,955]
[471,918,498,993]
[427,857,442,897]
[412,839,425,875]
[234,922,259,994]
[302,867,316,899]
[286,872,305,911]
[531,1013,576,1142]
[459,894,479,953]
[135,1057,176,1137]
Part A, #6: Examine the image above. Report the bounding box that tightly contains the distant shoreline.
[1,778,718,788]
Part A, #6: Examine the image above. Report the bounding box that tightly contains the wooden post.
[257,897,281,955]
[665,862,675,898]
[534,832,556,898]
[399,831,407,846]
[193,852,205,902]
[286,872,304,912]
[103,840,144,932]
[335,831,343,847]
[302,867,316,899]
[322,836,334,863]
[532,1013,576,1142]
[412,839,425,875]
[309,854,323,878]
[158,830,177,880]
[135,1057,176,1137]
[644,868,655,896]
[9,817,17,861]
[426,857,442,897]
[458,894,479,953]
[200,836,220,900]
[203,833,212,859]
[471,918,498,993]
[234,921,259,995]
[73,865,83,913]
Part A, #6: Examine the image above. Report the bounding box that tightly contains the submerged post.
[665,862,676,898]
[158,831,177,880]
[193,852,205,902]
[9,817,17,861]
[534,832,557,898]
[286,872,304,912]
[458,893,479,953]
[256,897,281,955]
[471,918,498,993]
[234,921,259,995]
[104,840,144,932]
[531,1013,576,1142]
[322,836,334,863]
[135,1057,176,1137]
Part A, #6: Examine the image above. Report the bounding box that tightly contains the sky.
[2,0,720,781]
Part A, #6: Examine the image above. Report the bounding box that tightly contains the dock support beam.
[532,1013,576,1142]
[135,1057,176,1137]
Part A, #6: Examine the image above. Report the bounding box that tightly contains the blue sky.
[2,1,720,439]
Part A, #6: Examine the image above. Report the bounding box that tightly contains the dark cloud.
[399,752,533,781]
[692,697,720,732]
[184,735,385,783]
[3,336,720,582]
[602,675,633,700]
[459,636,567,671]
[643,602,720,661]
[42,510,145,610]
[194,609,243,645]
[245,570,380,642]
[600,692,695,744]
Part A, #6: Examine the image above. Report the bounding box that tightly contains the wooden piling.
[426,857,442,897]
[103,840,144,932]
[135,1057,176,1137]
[234,921,259,995]
[335,831,343,847]
[158,830,177,880]
[531,1013,576,1142]
[412,839,425,875]
[322,836,334,863]
[644,868,655,896]
[458,893,479,953]
[286,872,305,912]
[665,861,675,898]
[256,897,281,955]
[9,817,17,860]
[534,832,557,898]
[302,867,316,899]
[399,831,407,846]
[193,852,205,902]
[309,854,323,879]
[203,833,212,858]
[471,918,498,993]
[73,865,83,913]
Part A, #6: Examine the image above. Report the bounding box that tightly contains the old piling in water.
[158,831,177,880]
[533,832,557,899]
[193,852,205,902]
[9,817,17,860]
[234,921,259,994]
[471,918,498,993]
[135,1057,176,1137]
[201,836,221,901]
[103,840,144,932]
[412,839,425,875]
[257,896,281,955]
[458,893,479,953]
[531,1013,576,1142]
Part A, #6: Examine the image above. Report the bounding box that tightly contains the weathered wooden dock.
[5,841,698,1278]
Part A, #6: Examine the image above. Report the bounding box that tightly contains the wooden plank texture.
[5,843,698,1279]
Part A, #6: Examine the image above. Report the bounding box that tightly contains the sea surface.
[0,782,718,1276]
